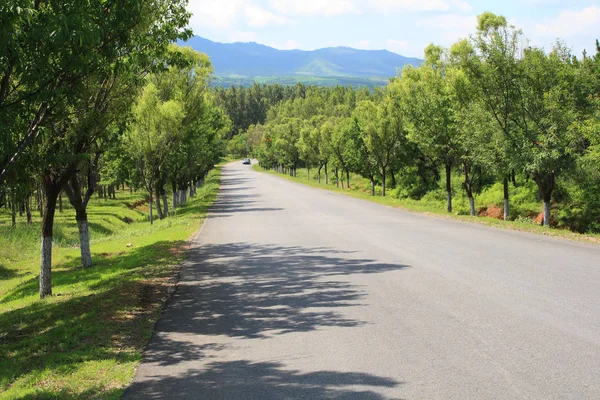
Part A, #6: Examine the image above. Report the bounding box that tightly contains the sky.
[187,0,600,58]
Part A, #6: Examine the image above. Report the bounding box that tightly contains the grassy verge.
[0,167,221,399]
[254,165,600,244]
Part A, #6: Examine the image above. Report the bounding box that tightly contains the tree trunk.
[325,163,329,185]
[390,170,396,188]
[11,200,16,228]
[371,177,375,196]
[26,197,32,224]
[163,193,168,217]
[382,167,386,197]
[307,166,310,180]
[464,165,476,216]
[77,219,92,268]
[64,175,95,268]
[335,167,339,188]
[543,201,551,227]
[317,165,322,183]
[503,175,510,221]
[149,193,154,225]
[445,162,452,213]
[533,173,554,227]
[40,181,61,298]
[156,193,164,220]
[172,190,177,211]
[59,192,63,213]
[346,170,350,189]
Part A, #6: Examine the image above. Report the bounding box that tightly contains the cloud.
[449,0,471,13]
[363,0,451,13]
[230,30,258,42]
[535,6,600,38]
[417,14,477,45]
[187,0,245,29]
[269,40,302,50]
[356,40,373,49]
[245,4,290,27]
[269,0,359,16]
[387,39,408,49]
[417,14,476,30]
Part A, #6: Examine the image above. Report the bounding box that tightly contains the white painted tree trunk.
[469,197,476,217]
[77,220,92,268]
[543,201,551,227]
[40,236,52,297]
[149,198,153,224]
[172,191,177,210]
[503,199,509,221]
[163,193,169,216]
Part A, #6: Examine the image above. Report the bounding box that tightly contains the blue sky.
[187,0,600,58]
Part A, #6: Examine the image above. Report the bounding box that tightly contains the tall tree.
[456,12,524,220]
[399,45,458,211]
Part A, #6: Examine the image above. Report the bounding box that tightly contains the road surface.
[124,161,600,399]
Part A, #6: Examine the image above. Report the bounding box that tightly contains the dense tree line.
[0,2,226,298]
[249,13,600,233]
[214,83,312,140]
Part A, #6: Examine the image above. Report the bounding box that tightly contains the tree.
[128,83,184,224]
[456,13,524,220]
[517,45,580,226]
[399,45,458,210]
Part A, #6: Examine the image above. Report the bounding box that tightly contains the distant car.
[242,158,251,165]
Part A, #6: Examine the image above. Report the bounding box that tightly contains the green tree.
[399,45,458,210]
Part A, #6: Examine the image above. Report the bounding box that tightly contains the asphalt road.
[124,161,600,400]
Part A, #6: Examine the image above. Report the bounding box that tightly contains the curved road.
[125,161,600,399]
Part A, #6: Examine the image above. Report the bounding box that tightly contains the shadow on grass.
[0,264,19,281]
[0,239,188,397]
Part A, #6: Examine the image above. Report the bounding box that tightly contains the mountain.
[180,36,423,87]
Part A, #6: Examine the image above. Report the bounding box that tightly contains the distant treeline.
[212,76,389,89]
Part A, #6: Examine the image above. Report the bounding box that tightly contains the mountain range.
[181,36,423,87]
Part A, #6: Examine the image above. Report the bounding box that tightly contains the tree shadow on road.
[125,359,404,400]
[161,242,409,339]
[124,242,409,399]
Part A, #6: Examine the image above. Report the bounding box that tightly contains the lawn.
[254,165,600,244]
[0,167,221,399]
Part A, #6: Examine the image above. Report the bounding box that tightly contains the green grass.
[254,165,600,244]
[0,167,221,399]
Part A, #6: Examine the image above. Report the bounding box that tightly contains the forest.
[224,14,600,235]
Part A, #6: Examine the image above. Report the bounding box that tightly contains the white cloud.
[245,4,289,27]
[364,0,451,13]
[535,6,600,38]
[417,14,476,30]
[269,40,302,50]
[230,30,258,42]
[269,0,359,16]
[449,0,471,13]
[187,0,245,29]
[356,40,373,49]
[417,14,477,45]
[387,39,408,49]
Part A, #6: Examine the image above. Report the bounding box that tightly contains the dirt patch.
[479,204,504,220]
[127,199,149,210]
[122,217,134,224]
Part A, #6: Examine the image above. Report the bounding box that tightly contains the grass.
[254,165,600,244]
[0,167,221,399]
